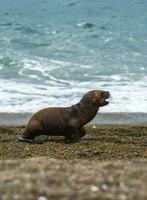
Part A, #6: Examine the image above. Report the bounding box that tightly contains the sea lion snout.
[103,91,110,99]
[80,90,110,107]
[100,90,110,106]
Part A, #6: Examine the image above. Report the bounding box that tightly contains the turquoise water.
[0,0,147,112]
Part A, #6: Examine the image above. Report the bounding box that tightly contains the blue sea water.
[0,0,147,112]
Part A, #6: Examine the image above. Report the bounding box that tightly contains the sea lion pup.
[18,90,110,143]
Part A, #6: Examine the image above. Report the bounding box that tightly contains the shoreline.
[0,112,147,126]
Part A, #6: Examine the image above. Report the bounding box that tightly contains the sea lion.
[18,90,110,143]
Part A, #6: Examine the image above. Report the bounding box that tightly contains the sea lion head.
[81,90,110,107]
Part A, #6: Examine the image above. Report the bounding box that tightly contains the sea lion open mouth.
[103,91,110,105]
[104,99,109,105]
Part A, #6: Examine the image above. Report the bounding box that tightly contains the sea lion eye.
[101,91,105,97]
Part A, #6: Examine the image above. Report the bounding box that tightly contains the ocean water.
[0,0,147,113]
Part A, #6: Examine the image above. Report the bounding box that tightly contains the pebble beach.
[0,124,147,199]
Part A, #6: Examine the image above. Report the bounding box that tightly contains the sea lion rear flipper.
[17,135,35,143]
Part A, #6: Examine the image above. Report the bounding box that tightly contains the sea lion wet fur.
[18,90,110,143]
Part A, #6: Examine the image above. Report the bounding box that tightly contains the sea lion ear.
[80,93,91,104]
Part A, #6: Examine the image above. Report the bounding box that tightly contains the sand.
[0,125,147,200]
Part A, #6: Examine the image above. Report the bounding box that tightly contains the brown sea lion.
[18,90,110,143]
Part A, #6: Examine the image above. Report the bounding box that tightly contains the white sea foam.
[0,50,146,113]
[103,37,113,43]
[18,56,94,86]
[0,75,147,113]
[110,75,124,81]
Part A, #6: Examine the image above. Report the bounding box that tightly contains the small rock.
[26,153,31,156]
[92,125,96,129]
[119,194,127,200]
[14,194,20,200]
[92,151,100,156]
[37,196,48,200]
[78,150,91,157]
[90,185,98,192]
[101,183,108,191]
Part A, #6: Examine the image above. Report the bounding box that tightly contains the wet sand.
[0,112,147,125]
[0,124,147,199]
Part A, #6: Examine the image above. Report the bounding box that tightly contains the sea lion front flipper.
[65,128,80,144]
[17,135,35,143]
[79,127,86,138]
